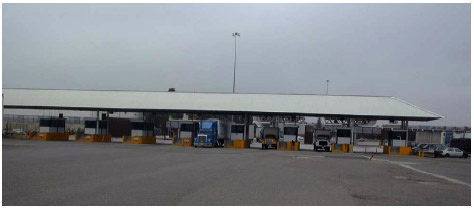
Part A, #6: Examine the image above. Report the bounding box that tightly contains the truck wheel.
[261,145,265,150]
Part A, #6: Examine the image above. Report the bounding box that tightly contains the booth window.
[85,121,97,129]
[337,129,351,137]
[180,124,194,132]
[99,121,108,129]
[39,119,52,127]
[231,125,245,133]
[284,127,298,135]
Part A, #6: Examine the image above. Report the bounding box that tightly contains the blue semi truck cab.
[194,120,229,148]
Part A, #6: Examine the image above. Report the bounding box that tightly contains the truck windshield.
[200,130,213,134]
[201,122,214,129]
[317,135,329,140]
[265,135,277,139]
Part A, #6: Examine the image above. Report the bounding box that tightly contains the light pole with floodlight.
[326,80,330,95]
[232,32,240,93]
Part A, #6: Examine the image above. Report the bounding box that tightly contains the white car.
[440,147,466,158]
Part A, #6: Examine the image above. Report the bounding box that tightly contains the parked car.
[12,129,26,135]
[412,143,428,153]
[434,145,448,158]
[439,147,468,158]
[426,144,443,153]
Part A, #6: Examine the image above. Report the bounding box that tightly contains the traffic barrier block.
[124,136,156,144]
[172,137,182,146]
[224,139,234,148]
[277,142,299,151]
[386,146,411,156]
[399,147,412,155]
[233,140,250,148]
[68,134,77,141]
[332,144,349,153]
[83,134,112,143]
[182,138,193,146]
[37,132,69,141]
[29,131,37,140]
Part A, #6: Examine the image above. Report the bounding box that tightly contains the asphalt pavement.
[2,139,471,205]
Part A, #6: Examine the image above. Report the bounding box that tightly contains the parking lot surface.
[2,139,471,205]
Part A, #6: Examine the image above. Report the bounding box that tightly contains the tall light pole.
[232,32,240,93]
[326,80,330,95]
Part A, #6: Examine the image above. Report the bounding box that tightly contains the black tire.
[261,145,265,150]
[446,153,450,157]
[194,146,197,148]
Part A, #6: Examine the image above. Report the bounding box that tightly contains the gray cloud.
[2,3,470,126]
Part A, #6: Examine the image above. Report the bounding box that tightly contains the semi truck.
[261,127,279,149]
[194,120,229,148]
[313,129,331,151]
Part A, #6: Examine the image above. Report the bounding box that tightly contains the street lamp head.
[232,32,240,37]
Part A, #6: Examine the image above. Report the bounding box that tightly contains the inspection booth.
[227,123,249,148]
[37,117,68,141]
[123,121,156,144]
[177,121,199,146]
[81,120,111,142]
[332,128,352,153]
[277,125,299,151]
[167,120,199,146]
[384,130,411,155]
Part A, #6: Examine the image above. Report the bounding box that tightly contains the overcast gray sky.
[2,4,471,126]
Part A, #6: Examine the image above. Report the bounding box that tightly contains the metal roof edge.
[389,97,444,118]
[2,88,394,98]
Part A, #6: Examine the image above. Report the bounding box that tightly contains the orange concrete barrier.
[182,138,194,146]
[233,140,250,148]
[124,136,156,144]
[332,144,350,153]
[37,132,69,141]
[278,142,300,151]
[83,135,112,143]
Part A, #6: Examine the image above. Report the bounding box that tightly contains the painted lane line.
[397,163,471,187]
[361,155,470,187]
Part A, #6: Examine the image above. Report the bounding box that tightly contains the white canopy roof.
[2,88,442,121]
